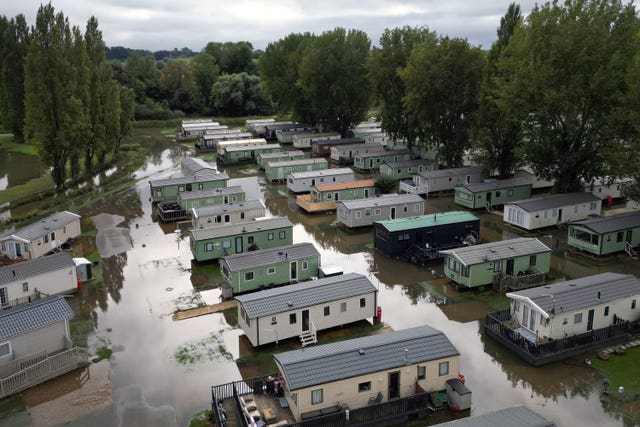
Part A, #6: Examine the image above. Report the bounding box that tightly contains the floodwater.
[0,147,46,190]
[5,136,640,427]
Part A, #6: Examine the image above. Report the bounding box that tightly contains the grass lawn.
[590,346,640,397]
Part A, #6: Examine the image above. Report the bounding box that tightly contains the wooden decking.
[295,195,336,213]
[172,300,237,321]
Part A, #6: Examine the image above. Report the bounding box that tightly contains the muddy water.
[14,141,640,427]
[0,147,46,190]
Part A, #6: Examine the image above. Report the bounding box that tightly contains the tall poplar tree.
[0,15,29,143]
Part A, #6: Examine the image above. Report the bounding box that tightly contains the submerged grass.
[174,332,233,366]
[92,346,113,363]
[188,410,213,427]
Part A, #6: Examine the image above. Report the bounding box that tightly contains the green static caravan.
[379,159,436,181]
[149,172,229,203]
[217,144,282,165]
[292,132,341,149]
[264,158,328,182]
[176,186,245,211]
[220,242,321,295]
[189,217,293,262]
[567,211,640,256]
[454,177,532,210]
[440,237,551,290]
[257,150,305,170]
[353,149,412,171]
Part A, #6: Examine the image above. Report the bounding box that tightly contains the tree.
[368,26,437,148]
[401,37,485,167]
[0,15,29,143]
[191,53,219,112]
[497,0,640,192]
[124,51,160,103]
[297,28,371,136]
[115,84,135,154]
[205,41,254,74]
[24,4,88,189]
[474,3,523,178]
[159,58,199,113]
[210,72,274,116]
[260,32,314,117]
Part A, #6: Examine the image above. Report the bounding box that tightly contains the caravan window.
[0,342,11,358]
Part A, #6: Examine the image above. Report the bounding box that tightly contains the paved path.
[172,300,237,321]
[600,335,640,355]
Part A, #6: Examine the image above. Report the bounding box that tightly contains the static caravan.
[582,176,634,200]
[336,194,425,228]
[235,272,377,347]
[506,272,640,341]
[330,142,386,165]
[504,192,601,230]
[218,144,281,165]
[264,158,328,182]
[245,118,275,133]
[178,120,221,139]
[189,217,293,262]
[399,166,484,195]
[0,297,84,399]
[455,178,532,210]
[180,157,216,177]
[274,326,461,422]
[196,131,253,152]
[441,238,551,290]
[257,150,305,169]
[215,138,268,156]
[296,179,376,213]
[311,137,365,156]
[374,211,480,263]
[286,167,355,193]
[276,130,310,144]
[567,211,640,256]
[352,129,391,146]
[515,167,555,190]
[221,242,321,295]
[379,159,435,181]
[441,406,555,427]
[0,252,78,308]
[292,132,341,149]
[192,200,266,229]
[149,173,229,203]
[353,149,412,171]
[264,123,311,140]
[176,186,245,211]
[0,211,81,260]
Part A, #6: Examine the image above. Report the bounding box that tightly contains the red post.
[77,278,82,292]
[375,306,382,323]
[607,195,613,208]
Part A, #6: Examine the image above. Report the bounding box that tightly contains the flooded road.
[7,135,640,427]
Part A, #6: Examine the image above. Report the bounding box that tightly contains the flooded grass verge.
[174,332,233,366]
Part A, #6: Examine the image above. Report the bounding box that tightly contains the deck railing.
[399,179,428,195]
[0,291,43,310]
[495,271,546,293]
[485,310,637,365]
[295,195,336,213]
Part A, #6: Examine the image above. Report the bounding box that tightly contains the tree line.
[2,0,640,196]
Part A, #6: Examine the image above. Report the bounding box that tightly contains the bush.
[375,175,396,194]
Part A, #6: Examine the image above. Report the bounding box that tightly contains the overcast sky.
[5,1,541,51]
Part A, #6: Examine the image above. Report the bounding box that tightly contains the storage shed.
[567,211,640,256]
[441,238,551,291]
[311,137,365,156]
[445,378,472,411]
[374,211,480,263]
[454,178,532,210]
[235,273,378,347]
[257,150,305,169]
[191,200,266,229]
[286,168,355,193]
[336,194,425,228]
[149,173,229,203]
[220,242,321,295]
[353,149,412,171]
[399,166,483,195]
[264,159,328,182]
[379,159,435,181]
[189,217,293,262]
[504,192,602,230]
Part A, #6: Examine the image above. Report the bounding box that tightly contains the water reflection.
[0,148,45,189]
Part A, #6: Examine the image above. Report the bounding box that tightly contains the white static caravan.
[180,157,216,177]
[235,273,378,347]
[399,166,484,195]
[257,150,305,169]
[292,132,341,149]
[245,118,275,133]
[504,192,602,230]
[215,138,268,156]
[0,251,78,309]
[330,142,386,165]
[515,167,555,190]
[506,272,640,341]
[179,121,221,138]
[286,168,355,193]
[582,176,634,200]
[191,200,266,229]
[336,193,425,228]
